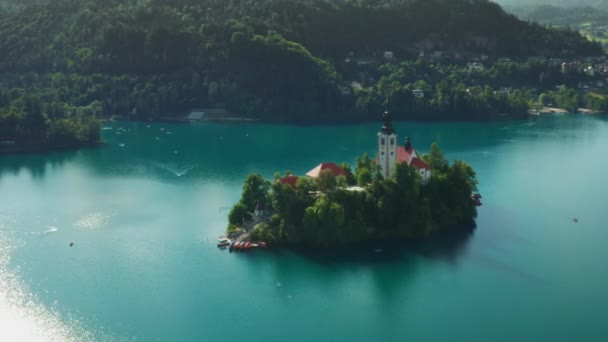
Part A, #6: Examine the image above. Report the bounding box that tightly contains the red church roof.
[396,146,414,164]
[306,162,347,178]
[410,157,431,170]
[279,175,299,189]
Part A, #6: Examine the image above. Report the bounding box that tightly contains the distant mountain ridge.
[496,0,608,9]
[506,5,608,25]
[524,5,608,25]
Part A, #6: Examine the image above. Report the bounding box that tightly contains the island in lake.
[225,112,479,249]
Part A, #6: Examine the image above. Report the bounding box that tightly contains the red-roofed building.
[376,112,431,182]
[278,175,299,189]
[306,162,347,178]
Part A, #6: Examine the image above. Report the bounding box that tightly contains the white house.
[467,62,485,72]
[412,89,425,98]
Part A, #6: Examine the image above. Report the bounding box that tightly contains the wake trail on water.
[152,161,198,178]
[31,226,59,236]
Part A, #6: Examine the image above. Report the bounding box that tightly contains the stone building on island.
[376,111,431,182]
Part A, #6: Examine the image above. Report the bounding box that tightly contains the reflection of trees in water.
[241,224,476,304]
[291,223,476,266]
[0,151,77,179]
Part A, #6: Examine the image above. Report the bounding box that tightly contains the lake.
[1,115,607,341]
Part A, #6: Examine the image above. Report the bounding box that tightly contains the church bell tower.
[378,111,397,178]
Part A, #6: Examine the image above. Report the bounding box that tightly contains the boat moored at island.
[471,194,483,206]
[217,240,231,248]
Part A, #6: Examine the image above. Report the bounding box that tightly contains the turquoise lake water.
[1,115,608,341]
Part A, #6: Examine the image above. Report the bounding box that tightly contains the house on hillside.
[384,51,395,61]
[467,62,485,72]
[412,90,425,98]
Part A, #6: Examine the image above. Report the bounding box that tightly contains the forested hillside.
[0,0,603,125]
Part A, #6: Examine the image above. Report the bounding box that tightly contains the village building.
[376,112,431,182]
[412,89,425,98]
[306,162,347,178]
[467,62,485,72]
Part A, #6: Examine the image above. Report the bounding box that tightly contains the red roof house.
[306,162,347,178]
[278,175,299,189]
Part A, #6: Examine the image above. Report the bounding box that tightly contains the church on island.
[279,112,431,188]
[376,111,431,182]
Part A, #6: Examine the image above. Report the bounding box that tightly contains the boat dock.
[217,213,273,252]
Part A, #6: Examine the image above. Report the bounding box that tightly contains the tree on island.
[240,174,271,212]
[423,143,449,172]
[228,203,252,226]
[316,169,338,192]
[355,153,375,186]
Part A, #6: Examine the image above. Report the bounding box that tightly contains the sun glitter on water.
[0,229,93,342]
[73,213,111,231]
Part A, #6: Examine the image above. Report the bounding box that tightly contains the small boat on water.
[244,242,252,250]
[258,241,267,248]
[471,194,482,206]
[217,240,231,248]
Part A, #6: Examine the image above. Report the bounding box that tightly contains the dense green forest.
[0,0,604,126]
[227,144,478,247]
[0,91,101,150]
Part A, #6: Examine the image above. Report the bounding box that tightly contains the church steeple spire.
[381,111,395,135]
[378,111,398,179]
